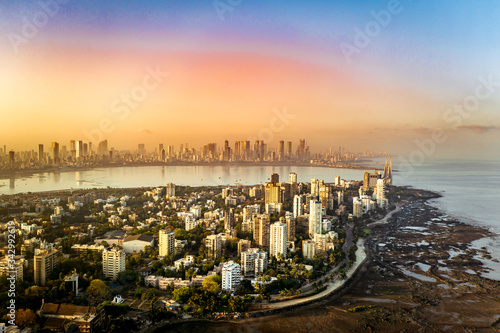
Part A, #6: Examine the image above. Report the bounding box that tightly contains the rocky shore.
[160,188,500,332]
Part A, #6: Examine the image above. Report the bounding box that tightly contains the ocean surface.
[0,165,367,195]
[1,160,499,233]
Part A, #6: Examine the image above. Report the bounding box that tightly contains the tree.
[87,279,111,305]
[185,268,196,281]
[15,309,37,329]
[172,287,192,303]
[202,275,221,294]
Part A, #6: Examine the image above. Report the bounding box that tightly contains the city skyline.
[1,1,499,160]
[0,137,389,171]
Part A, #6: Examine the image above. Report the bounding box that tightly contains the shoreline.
[0,160,380,181]
[148,189,500,332]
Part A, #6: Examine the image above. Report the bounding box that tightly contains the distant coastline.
[0,160,381,181]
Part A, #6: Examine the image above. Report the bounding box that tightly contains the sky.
[0,0,499,160]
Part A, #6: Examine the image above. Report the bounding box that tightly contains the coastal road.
[299,223,354,294]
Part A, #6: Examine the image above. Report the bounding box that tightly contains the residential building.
[302,240,316,259]
[206,234,222,259]
[0,255,25,281]
[241,248,267,277]
[253,214,271,248]
[237,239,251,257]
[353,197,363,217]
[166,183,176,197]
[159,230,175,256]
[284,214,295,241]
[221,261,241,291]
[293,195,303,218]
[34,249,59,286]
[308,200,322,237]
[102,248,126,280]
[270,222,287,259]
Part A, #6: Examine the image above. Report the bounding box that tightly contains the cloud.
[457,125,500,133]
[412,127,433,135]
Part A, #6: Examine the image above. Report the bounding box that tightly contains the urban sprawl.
[0,159,394,332]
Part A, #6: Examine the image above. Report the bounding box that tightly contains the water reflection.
[0,165,366,195]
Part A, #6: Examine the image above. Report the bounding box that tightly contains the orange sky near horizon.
[0,39,498,160]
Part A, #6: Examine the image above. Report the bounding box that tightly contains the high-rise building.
[224,209,234,230]
[319,184,334,210]
[337,191,344,204]
[286,141,292,158]
[98,140,108,156]
[241,248,267,277]
[138,144,145,155]
[289,172,297,184]
[334,176,341,186]
[38,144,44,163]
[102,248,126,281]
[221,261,241,291]
[353,197,363,218]
[270,222,287,259]
[253,214,271,248]
[34,249,59,286]
[298,139,306,159]
[311,178,324,197]
[293,195,304,218]
[75,140,83,159]
[166,183,176,197]
[309,200,322,237]
[51,142,59,165]
[278,140,285,160]
[383,157,393,185]
[270,173,279,184]
[265,182,283,204]
[159,230,175,256]
[302,240,316,259]
[206,234,222,259]
[363,171,381,190]
[376,179,388,208]
[8,151,15,169]
[285,215,295,241]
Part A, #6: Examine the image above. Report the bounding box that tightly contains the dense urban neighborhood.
[0,164,394,332]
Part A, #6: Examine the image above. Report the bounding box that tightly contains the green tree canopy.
[86,279,111,305]
[202,275,221,294]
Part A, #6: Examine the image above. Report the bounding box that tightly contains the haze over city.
[0,1,499,159]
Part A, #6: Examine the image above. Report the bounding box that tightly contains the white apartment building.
[270,222,287,259]
[102,248,126,280]
[309,200,323,237]
[221,261,241,291]
[241,248,268,277]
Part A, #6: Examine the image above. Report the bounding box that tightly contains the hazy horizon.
[1,1,500,160]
